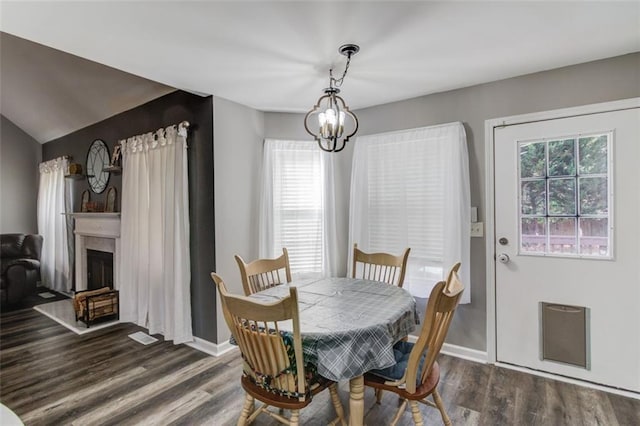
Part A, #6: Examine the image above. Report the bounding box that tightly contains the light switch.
[471,222,484,237]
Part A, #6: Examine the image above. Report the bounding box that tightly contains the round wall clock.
[86,139,110,194]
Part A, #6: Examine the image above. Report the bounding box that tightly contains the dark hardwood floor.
[1,306,638,425]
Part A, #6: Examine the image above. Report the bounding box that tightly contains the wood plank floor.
[1,307,638,425]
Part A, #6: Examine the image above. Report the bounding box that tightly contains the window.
[259,139,336,277]
[519,133,612,258]
[349,122,470,302]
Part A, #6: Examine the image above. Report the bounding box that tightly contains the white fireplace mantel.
[70,213,121,292]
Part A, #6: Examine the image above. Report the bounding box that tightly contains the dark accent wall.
[42,90,216,341]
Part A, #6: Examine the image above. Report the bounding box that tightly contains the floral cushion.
[242,328,325,399]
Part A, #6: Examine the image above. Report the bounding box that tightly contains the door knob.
[498,253,510,264]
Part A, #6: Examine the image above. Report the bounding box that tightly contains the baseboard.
[407,335,488,364]
[186,336,237,357]
[405,335,638,399]
[495,362,640,400]
[440,343,488,364]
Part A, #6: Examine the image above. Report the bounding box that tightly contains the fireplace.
[87,249,114,290]
[71,213,121,292]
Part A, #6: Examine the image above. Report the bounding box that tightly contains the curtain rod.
[116,120,192,149]
[117,120,191,143]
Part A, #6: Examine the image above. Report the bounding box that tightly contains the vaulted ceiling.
[1,1,639,143]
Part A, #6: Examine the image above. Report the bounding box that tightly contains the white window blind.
[367,139,444,263]
[260,139,338,278]
[349,122,471,303]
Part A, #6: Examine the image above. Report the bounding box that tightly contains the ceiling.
[1,1,639,144]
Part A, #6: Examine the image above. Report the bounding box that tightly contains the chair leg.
[289,409,300,426]
[328,383,347,426]
[409,400,424,426]
[432,389,452,426]
[375,389,384,404]
[237,393,254,426]
[390,399,407,426]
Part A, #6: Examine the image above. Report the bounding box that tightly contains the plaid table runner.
[247,277,420,382]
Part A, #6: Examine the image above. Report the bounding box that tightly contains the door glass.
[579,177,608,215]
[521,180,546,215]
[549,217,577,254]
[579,218,609,256]
[578,135,608,174]
[548,178,576,215]
[518,133,611,258]
[521,217,546,253]
[520,142,546,177]
[548,139,575,176]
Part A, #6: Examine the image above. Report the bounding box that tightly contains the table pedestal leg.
[349,375,365,426]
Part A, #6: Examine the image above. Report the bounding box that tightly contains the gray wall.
[264,53,640,352]
[213,97,265,342]
[0,115,41,234]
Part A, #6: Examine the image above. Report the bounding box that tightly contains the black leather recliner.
[1,234,43,306]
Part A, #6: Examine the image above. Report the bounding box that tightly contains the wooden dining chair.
[352,243,411,287]
[363,262,464,426]
[211,272,346,426]
[235,248,292,295]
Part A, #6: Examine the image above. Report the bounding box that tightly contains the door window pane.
[579,218,609,256]
[579,135,608,174]
[521,180,546,215]
[521,218,546,253]
[549,218,577,254]
[548,139,575,176]
[548,178,576,215]
[520,142,546,178]
[579,177,608,215]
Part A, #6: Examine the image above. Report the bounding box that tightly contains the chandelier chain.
[329,52,353,88]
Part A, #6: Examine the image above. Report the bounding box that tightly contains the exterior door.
[494,103,640,392]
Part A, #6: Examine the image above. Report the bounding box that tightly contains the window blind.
[272,148,323,274]
[349,123,470,302]
[365,137,445,293]
[260,140,334,277]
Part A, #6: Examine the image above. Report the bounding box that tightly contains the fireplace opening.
[87,249,114,290]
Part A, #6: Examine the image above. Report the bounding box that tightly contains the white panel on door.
[494,107,640,392]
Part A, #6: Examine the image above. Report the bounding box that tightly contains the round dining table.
[249,277,420,426]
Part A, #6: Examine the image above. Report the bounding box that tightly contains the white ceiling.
[1,1,639,143]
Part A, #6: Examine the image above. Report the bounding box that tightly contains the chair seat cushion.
[370,340,427,382]
[242,330,327,399]
[364,361,440,400]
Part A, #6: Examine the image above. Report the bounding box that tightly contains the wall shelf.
[66,212,121,218]
[104,165,122,174]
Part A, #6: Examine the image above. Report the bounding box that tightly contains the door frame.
[484,97,640,365]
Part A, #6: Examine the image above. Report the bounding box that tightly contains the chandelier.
[304,44,360,153]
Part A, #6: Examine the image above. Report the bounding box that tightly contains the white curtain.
[259,139,339,278]
[37,157,71,293]
[119,125,192,344]
[348,122,471,303]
